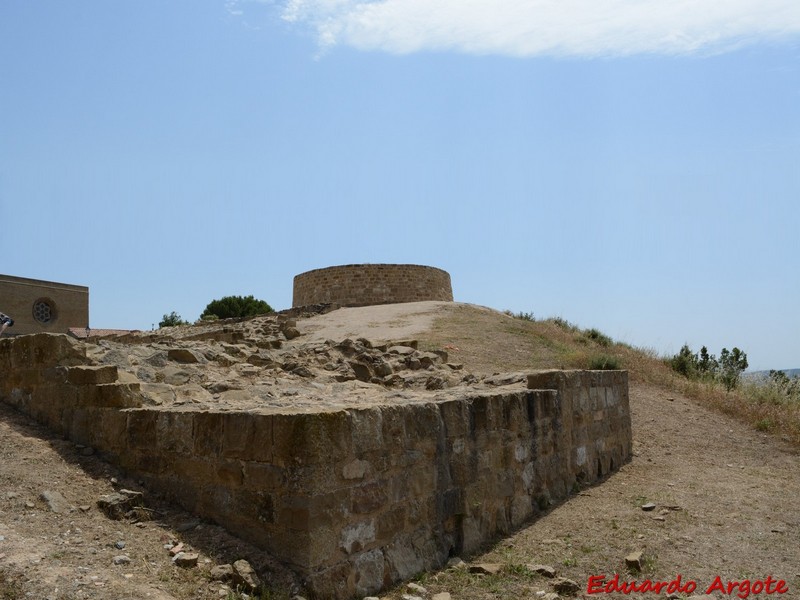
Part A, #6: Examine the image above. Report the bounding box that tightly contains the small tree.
[719,347,748,391]
[200,295,273,320]
[159,311,188,328]
[669,344,747,391]
[670,344,698,378]
[697,346,719,379]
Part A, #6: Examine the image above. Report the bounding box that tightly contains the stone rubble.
[86,312,532,415]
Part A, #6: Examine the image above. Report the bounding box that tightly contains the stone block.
[95,408,129,452]
[171,455,215,483]
[384,534,425,582]
[403,462,436,497]
[340,519,376,554]
[140,383,176,406]
[352,480,390,514]
[342,458,371,480]
[353,548,386,597]
[126,409,159,450]
[248,414,274,462]
[377,505,407,539]
[221,412,255,459]
[78,383,142,408]
[350,407,383,452]
[156,410,194,455]
[68,407,95,446]
[167,348,200,363]
[272,411,351,467]
[510,494,533,527]
[228,489,276,526]
[131,451,172,476]
[216,459,244,487]
[440,399,469,438]
[380,406,407,446]
[193,412,223,457]
[243,461,285,490]
[526,369,564,392]
[66,365,118,385]
[305,560,354,600]
[438,487,465,519]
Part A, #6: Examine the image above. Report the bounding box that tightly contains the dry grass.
[421,304,800,447]
[681,379,800,446]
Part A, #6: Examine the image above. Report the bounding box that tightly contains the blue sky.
[1,1,798,370]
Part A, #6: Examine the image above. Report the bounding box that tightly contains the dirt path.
[295,301,456,343]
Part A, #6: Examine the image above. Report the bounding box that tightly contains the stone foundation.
[0,334,631,599]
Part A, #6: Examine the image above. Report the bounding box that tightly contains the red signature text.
[587,574,789,598]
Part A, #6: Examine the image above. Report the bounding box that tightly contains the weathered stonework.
[293,264,454,308]
[0,334,631,599]
[0,274,89,335]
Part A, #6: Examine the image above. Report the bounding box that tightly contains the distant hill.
[747,368,800,380]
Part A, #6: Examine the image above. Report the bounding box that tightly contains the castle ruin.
[0,267,632,598]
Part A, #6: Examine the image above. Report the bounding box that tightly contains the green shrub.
[670,344,698,377]
[755,418,775,432]
[503,310,535,321]
[590,354,620,370]
[548,317,578,332]
[159,311,189,328]
[201,295,274,320]
[584,328,613,347]
[718,347,748,391]
[669,344,748,391]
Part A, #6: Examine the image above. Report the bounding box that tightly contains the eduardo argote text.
[587,573,789,598]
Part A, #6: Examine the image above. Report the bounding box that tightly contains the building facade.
[0,274,89,335]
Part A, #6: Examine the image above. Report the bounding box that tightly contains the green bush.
[503,310,535,321]
[201,295,274,320]
[719,347,748,391]
[584,328,613,347]
[548,317,578,332]
[159,311,189,328]
[670,344,698,377]
[669,344,748,391]
[755,418,775,432]
[590,354,620,370]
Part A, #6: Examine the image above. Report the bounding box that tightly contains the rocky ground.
[85,302,523,415]
[1,302,799,599]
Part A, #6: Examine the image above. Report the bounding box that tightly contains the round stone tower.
[292,264,453,308]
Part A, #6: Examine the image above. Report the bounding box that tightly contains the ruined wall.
[0,274,89,335]
[293,264,454,308]
[0,335,631,599]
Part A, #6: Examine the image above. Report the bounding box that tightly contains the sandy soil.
[295,301,458,343]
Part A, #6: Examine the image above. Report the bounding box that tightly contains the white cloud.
[274,0,800,56]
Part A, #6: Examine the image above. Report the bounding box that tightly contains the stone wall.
[0,274,89,335]
[0,335,631,599]
[293,264,454,308]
